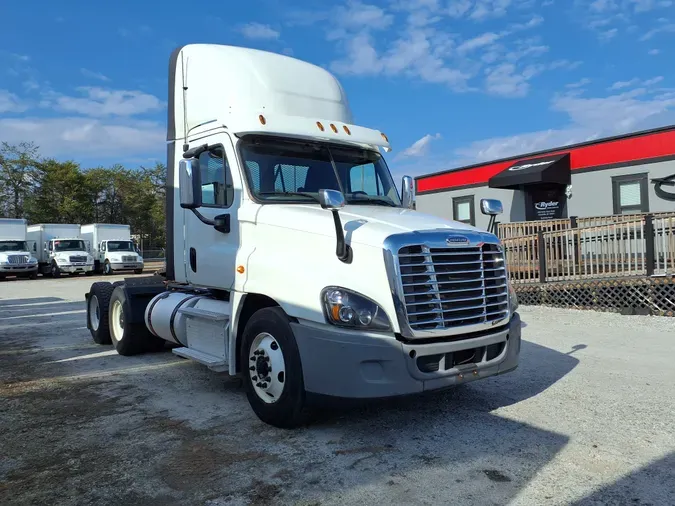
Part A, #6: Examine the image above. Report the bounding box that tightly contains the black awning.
[488,152,571,189]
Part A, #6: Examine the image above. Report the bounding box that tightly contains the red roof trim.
[416,125,675,194]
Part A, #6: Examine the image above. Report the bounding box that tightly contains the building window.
[453,195,475,225]
[612,173,649,215]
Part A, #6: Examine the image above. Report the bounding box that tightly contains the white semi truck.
[84,44,521,428]
[81,223,144,275]
[27,223,95,277]
[0,218,39,280]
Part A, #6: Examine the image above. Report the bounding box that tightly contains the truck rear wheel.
[88,282,115,345]
[240,306,307,429]
[108,286,165,356]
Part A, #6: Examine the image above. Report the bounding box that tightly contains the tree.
[0,141,40,218]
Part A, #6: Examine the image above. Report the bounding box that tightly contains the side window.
[198,146,233,208]
[453,195,475,226]
[349,163,384,196]
[612,173,649,214]
[274,164,310,192]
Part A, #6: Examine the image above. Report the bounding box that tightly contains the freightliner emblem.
[446,236,469,245]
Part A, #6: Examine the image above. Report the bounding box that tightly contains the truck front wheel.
[103,261,113,276]
[51,262,61,278]
[240,306,307,429]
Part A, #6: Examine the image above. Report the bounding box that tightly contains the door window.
[198,146,234,208]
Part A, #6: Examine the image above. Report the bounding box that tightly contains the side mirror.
[318,189,346,210]
[480,198,503,216]
[401,175,415,209]
[179,158,203,209]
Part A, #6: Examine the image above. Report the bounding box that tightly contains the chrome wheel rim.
[111,300,124,342]
[248,332,286,404]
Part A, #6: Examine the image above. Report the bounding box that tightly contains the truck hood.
[254,204,482,248]
[0,250,32,258]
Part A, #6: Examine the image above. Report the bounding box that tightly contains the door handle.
[189,247,197,272]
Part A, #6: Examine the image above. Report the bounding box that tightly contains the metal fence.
[503,213,675,284]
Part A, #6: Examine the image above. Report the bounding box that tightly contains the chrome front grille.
[69,255,87,263]
[397,243,509,333]
[8,255,28,264]
[122,255,136,262]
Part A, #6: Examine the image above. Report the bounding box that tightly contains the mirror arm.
[331,210,352,263]
[190,208,216,227]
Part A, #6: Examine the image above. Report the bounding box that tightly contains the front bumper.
[109,262,143,271]
[59,264,94,273]
[292,312,521,399]
[0,264,38,274]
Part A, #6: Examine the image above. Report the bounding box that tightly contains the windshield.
[0,241,28,252]
[107,241,135,252]
[54,240,85,252]
[239,136,402,206]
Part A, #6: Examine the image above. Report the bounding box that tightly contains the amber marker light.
[259,115,266,125]
[317,121,325,131]
[330,123,338,133]
[237,265,245,274]
[343,125,351,135]
[381,132,389,142]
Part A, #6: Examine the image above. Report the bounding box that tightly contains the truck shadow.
[306,338,582,422]
[571,451,675,505]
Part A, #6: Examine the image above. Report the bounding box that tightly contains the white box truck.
[81,224,144,275]
[84,44,521,428]
[27,223,95,277]
[0,218,39,280]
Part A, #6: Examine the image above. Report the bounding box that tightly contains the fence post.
[644,214,655,276]
[537,230,547,283]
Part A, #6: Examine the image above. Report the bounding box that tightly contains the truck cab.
[0,218,39,280]
[85,44,521,429]
[81,223,144,275]
[27,223,95,277]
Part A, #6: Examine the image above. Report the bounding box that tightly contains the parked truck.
[0,218,39,280]
[84,44,521,428]
[27,223,95,277]
[81,223,144,275]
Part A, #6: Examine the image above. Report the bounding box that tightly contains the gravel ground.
[1,275,674,505]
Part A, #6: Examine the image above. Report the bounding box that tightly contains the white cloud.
[320,1,564,96]
[0,89,29,113]
[45,87,165,117]
[640,22,675,41]
[80,68,110,82]
[453,89,675,163]
[239,22,280,40]
[566,78,592,88]
[485,63,531,97]
[399,133,441,158]
[608,76,664,90]
[0,117,165,159]
[648,48,661,55]
[599,27,619,41]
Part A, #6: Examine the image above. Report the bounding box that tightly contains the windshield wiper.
[258,191,322,203]
[348,197,398,207]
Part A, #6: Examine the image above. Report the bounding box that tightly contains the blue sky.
[1,0,674,180]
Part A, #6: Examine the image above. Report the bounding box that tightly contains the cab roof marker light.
[317,121,325,131]
[330,123,338,133]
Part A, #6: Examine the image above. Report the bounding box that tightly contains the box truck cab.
[81,224,144,275]
[0,218,39,280]
[84,44,521,428]
[27,223,95,277]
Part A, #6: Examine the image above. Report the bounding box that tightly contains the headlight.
[508,282,519,312]
[321,287,392,331]
[0,259,8,265]
[55,257,68,264]
[28,257,38,264]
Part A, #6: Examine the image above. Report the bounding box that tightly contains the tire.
[88,282,115,345]
[51,262,61,278]
[108,286,165,356]
[240,306,307,429]
[29,271,38,280]
[103,261,113,276]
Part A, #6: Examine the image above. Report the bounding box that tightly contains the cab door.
[183,133,240,290]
